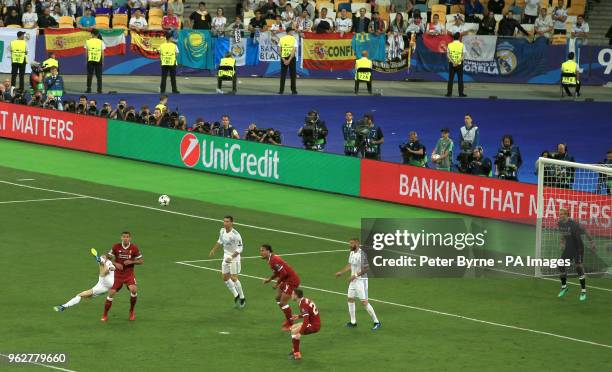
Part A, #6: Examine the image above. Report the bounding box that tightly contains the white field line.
[1,179,611,295]
[0,354,77,372]
[176,261,612,350]
[16,178,35,181]
[0,196,88,205]
[180,249,346,263]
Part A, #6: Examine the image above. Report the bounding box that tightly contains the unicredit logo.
[180,133,200,167]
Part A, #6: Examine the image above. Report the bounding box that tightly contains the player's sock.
[234,280,245,299]
[103,297,113,316]
[130,293,137,312]
[348,302,356,324]
[62,295,82,308]
[560,270,567,288]
[224,280,239,297]
[576,266,586,291]
[291,336,300,353]
[280,304,293,322]
[365,303,379,323]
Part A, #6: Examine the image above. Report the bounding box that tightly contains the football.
[158,195,171,206]
[432,154,440,161]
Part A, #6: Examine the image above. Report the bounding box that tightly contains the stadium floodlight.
[535,157,612,277]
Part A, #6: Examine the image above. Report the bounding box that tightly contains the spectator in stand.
[295,0,315,22]
[523,0,540,24]
[464,0,484,23]
[270,14,284,33]
[314,7,334,33]
[467,147,492,176]
[248,10,266,38]
[497,10,530,37]
[51,5,63,23]
[369,11,386,36]
[22,3,38,29]
[389,12,407,34]
[189,2,212,30]
[96,0,114,16]
[477,11,496,35]
[129,9,148,31]
[163,8,181,32]
[447,14,465,37]
[127,0,147,14]
[227,16,245,39]
[211,8,227,36]
[79,8,96,30]
[427,14,445,36]
[535,7,553,39]
[406,10,425,36]
[4,8,22,27]
[281,4,295,30]
[243,0,259,13]
[294,9,313,34]
[571,15,589,45]
[336,9,353,35]
[488,0,505,15]
[390,0,414,13]
[552,0,568,35]
[38,7,59,29]
[432,128,454,171]
[260,0,278,20]
[168,0,185,26]
[352,7,370,33]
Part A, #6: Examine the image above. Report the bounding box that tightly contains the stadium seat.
[567,0,586,16]
[265,19,275,27]
[59,16,74,28]
[494,14,503,22]
[351,3,368,13]
[113,13,128,28]
[148,16,163,30]
[463,22,480,35]
[431,5,446,24]
[551,34,567,45]
[149,8,164,19]
[414,4,428,15]
[335,0,350,12]
[243,10,255,19]
[352,0,368,3]
[514,0,526,7]
[95,16,110,29]
[316,1,334,11]
[450,5,464,15]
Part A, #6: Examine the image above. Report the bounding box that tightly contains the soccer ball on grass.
[158,195,171,206]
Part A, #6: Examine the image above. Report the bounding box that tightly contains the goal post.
[535,157,612,277]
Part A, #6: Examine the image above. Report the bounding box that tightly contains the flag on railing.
[130,30,166,59]
[352,32,386,62]
[45,28,90,57]
[97,29,126,56]
[177,29,214,69]
[301,32,354,70]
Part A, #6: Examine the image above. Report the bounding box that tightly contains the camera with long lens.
[299,111,327,151]
[354,118,371,157]
[495,149,516,179]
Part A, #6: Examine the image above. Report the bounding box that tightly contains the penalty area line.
[0,196,89,205]
[175,261,612,350]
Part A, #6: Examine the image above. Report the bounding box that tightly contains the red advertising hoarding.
[360,160,611,232]
[0,102,107,154]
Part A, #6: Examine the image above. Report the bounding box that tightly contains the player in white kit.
[53,254,115,312]
[335,238,381,330]
[209,215,246,308]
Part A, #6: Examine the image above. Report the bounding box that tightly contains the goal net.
[535,157,612,277]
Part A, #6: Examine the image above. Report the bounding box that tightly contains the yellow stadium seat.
[113,13,128,28]
[6,24,20,28]
[551,34,567,45]
[59,16,74,28]
[148,16,163,30]
[567,3,585,16]
[450,5,464,15]
[95,16,110,29]
[149,8,164,18]
[431,4,446,24]
[515,0,526,7]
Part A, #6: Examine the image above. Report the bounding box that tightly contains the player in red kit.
[101,231,143,322]
[289,289,321,360]
[260,244,301,331]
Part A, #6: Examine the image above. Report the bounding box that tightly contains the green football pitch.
[1,140,611,372]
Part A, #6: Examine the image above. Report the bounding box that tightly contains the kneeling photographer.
[399,131,426,167]
[495,135,522,181]
[467,146,492,176]
[298,110,328,151]
[354,113,384,160]
[246,123,282,145]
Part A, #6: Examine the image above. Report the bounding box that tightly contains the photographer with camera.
[191,117,212,134]
[42,93,62,110]
[124,106,140,122]
[99,102,112,118]
[87,99,99,115]
[466,147,492,176]
[28,90,43,107]
[551,143,576,189]
[494,134,523,181]
[245,123,263,141]
[261,128,282,145]
[400,131,426,167]
[111,99,128,120]
[457,114,480,173]
[298,110,328,151]
[342,111,357,157]
[355,113,384,160]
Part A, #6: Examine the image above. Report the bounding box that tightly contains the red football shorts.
[301,323,320,335]
[279,281,299,296]
[111,274,137,291]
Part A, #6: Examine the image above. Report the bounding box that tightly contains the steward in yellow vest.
[42,52,59,77]
[278,27,297,94]
[354,50,373,94]
[85,30,105,93]
[217,52,237,94]
[561,52,581,97]
[159,35,180,94]
[10,31,28,91]
[446,32,466,97]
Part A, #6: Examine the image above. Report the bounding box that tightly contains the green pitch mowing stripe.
[0,139,448,228]
[1,175,611,372]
